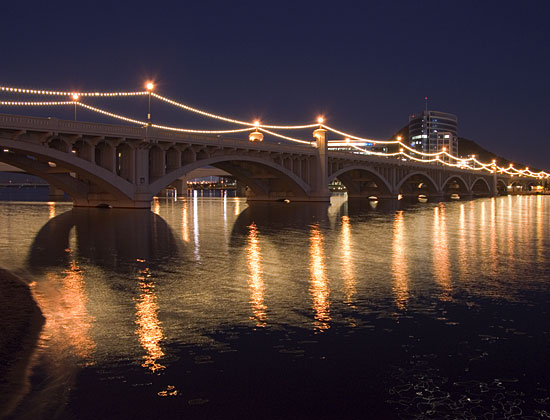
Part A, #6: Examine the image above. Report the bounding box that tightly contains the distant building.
[408,110,458,160]
[328,140,388,155]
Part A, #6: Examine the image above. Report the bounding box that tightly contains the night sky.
[2,0,549,169]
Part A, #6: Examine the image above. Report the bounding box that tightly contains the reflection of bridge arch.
[150,156,311,200]
[328,166,393,198]
[28,208,179,272]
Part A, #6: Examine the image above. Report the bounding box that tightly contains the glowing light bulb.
[345,138,350,143]
[317,116,324,124]
[397,136,402,141]
[146,82,154,91]
[253,120,260,127]
[72,93,80,101]
[399,148,404,152]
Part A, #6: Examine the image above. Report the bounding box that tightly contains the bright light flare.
[71,93,80,101]
[146,82,154,91]
[317,116,324,124]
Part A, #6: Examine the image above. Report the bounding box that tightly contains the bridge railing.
[0,113,314,154]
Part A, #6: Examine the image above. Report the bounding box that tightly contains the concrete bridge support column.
[311,127,330,202]
[235,180,247,197]
[174,178,187,196]
[49,185,65,200]
[132,146,154,206]
[116,145,135,183]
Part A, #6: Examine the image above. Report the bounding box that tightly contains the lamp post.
[72,93,79,121]
[145,82,154,125]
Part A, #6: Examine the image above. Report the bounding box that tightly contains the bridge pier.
[310,127,331,202]
[48,185,65,201]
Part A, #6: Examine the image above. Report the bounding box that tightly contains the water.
[1,195,550,419]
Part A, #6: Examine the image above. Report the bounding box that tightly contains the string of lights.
[323,124,400,144]
[152,93,319,130]
[257,127,312,145]
[0,86,148,97]
[0,100,75,106]
[0,84,548,178]
[151,123,254,134]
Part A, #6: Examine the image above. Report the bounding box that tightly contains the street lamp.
[145,82,154,125]
[71,93,79,121]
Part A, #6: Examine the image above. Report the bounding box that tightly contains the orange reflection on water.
[489,198,498,275]
[135,267,165,372]
[247,223,267,326]
[309,224,330,330]
[31,260,96,363]
[536,195,544,263]
[181,200,189,242]
[341,216,356,305]
[152,198,161,215]
[234,199,241,216]
[391,211,408,309]
[458,204,467,281]
[433,204,451,300]
[48,202,56,219]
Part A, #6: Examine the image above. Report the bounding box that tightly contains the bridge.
[1,84,547,209]
[0,113,531,209]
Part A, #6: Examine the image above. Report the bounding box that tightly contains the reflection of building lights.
[433,204,451,300]
[392,211,408,309]
[181,200,189,242]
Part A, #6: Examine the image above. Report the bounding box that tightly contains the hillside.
[392,125,535,170]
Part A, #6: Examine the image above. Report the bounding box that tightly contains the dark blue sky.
[2,0,549,169]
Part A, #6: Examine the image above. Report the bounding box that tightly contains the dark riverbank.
[0,268,44,418]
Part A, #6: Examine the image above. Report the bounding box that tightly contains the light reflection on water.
[340,215,356,306]
[246,223,267,326]
[309,224,330,330]
[135,265,165,372]
[392,211,408,309]
[433,204,451,300]
[1,195,550,418]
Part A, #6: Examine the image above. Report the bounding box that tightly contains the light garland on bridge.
[0,100,75,106]
[151,93,319,130]
[0,86,148,97]
[1,83,549,179]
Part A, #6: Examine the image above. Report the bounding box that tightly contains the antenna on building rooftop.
[424,96,428,113]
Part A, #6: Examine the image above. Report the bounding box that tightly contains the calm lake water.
[1,194,550,419]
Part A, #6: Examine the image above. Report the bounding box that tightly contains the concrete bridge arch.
[396,171,440,197]
[0,138,135,206]
[328,166,393,198]
[149,155,312,200]
[441,174,469,194]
